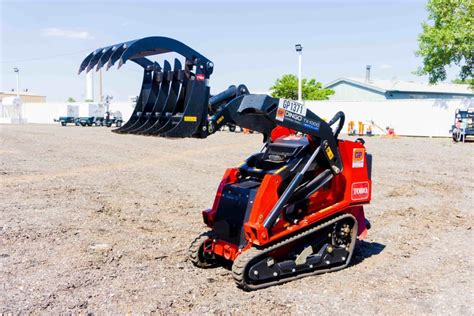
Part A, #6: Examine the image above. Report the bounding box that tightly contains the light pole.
[295,44,303,102]
[13,67,20,97]
[13,67,22,123]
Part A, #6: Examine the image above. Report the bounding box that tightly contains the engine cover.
[213,180,260,247]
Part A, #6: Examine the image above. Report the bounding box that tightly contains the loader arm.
[207,94,344,174]
[78,35,343,156]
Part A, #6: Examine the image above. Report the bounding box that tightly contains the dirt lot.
[1,124,473,314]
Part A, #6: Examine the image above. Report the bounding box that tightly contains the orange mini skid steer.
[189,96,372,290]
[79,36,372,290]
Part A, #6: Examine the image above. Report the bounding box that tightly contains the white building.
[325,77,473,101]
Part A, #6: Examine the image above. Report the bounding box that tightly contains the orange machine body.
[203,135,371,261]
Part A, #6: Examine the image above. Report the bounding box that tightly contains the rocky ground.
[1,124,473,314]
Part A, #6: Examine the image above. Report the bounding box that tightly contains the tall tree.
[416,0,473,84]
[270,74,334,100]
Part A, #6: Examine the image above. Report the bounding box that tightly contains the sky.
[0,0,447,102]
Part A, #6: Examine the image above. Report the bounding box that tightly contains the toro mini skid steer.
[79,37,372,290]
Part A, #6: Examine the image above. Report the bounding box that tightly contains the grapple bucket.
[78,37,214,138]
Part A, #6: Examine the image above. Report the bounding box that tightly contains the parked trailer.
[54,116,77,126]
[94,117,123,127]
[55,115,123,127]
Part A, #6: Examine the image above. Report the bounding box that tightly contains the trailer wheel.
[80,122,86,127]
[61,122,66,126]
[229,125,236,132]
[116,122,122,127]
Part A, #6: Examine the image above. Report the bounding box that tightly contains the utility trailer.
[76,116,96,126]
[55,115,123,127]
[93,117,123,127]
[54,116,77,126]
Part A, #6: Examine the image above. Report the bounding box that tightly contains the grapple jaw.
[79,36,214,138]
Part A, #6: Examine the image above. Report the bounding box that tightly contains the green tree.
[452,78,474,85]
[67,97,76,102]
[416,0,473,84]
[270,74,334,100]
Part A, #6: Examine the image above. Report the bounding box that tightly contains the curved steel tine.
[128,61,171,134]
[113,69,153,133]
[161,65,208,138]
[106,44,128,71]
[96,46,116,71]
[86,47,109,73]
[78,49,101,74]
[142,58,182,135]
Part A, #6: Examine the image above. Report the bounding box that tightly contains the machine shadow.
[350,240,386,266]
[208,240,386,272]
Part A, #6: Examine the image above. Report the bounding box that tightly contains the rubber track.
[231,213,358,291]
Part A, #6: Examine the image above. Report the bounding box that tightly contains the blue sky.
[1,0,441,101]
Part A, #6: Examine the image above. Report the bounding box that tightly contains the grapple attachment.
[79,37,214,138]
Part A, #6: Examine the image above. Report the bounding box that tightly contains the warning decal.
[276,108,285,121]
[352,148,365,168]
[184,116,197,122]
[325,146,334,160]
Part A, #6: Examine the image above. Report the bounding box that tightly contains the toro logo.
[351,182,370,201]
[196,74,205,81]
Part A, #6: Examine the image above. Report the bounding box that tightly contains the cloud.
[41,27,94,39]
[380,64,393,70]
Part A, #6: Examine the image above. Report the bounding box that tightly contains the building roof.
[0,91,46,98]
[325,77,474,95]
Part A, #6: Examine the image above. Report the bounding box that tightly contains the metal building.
[324,77,474,101]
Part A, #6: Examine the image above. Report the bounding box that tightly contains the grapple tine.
[106,44,128,71]
[160,66,209,138]
[112,67,154,133]
[96,46,116,71]
[86,47,109,73]
[141,58,183,135]
[78,49,100,74]
[147,60,189,135]
[127,60,172,134]
[80,36,214,138]
[136,59,176,134]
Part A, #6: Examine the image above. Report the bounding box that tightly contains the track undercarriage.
[190,214,358,290]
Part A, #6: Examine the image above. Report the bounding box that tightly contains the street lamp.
[13,67,22,123]
[295,44,303,102]
[13,67,20,98]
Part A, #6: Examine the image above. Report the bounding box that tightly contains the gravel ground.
[1,124,473,314]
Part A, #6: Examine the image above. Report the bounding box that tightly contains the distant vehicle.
[93,117,123,127]
[55,113,123,127]
[450,108,474,142]
[76,116,95,127]
[54,116,77,126]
